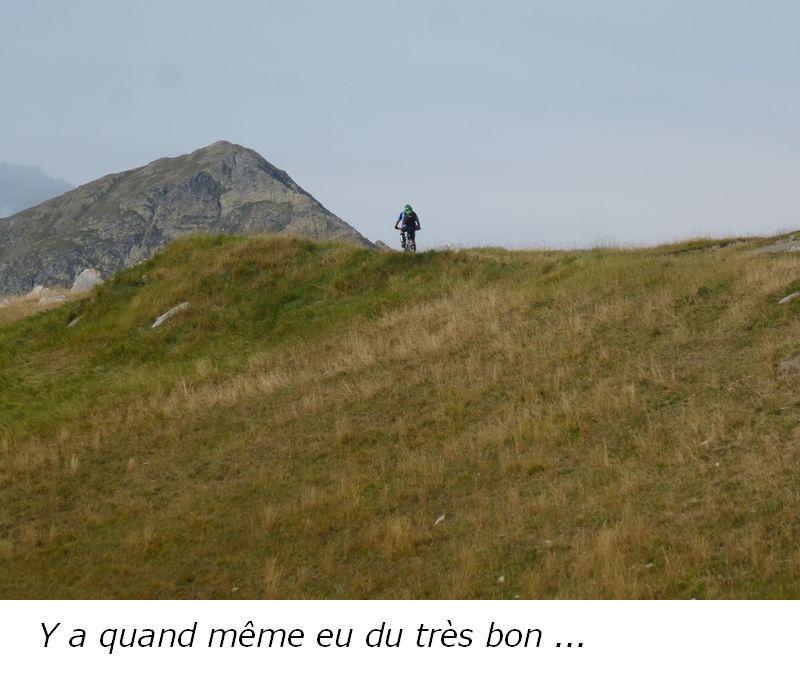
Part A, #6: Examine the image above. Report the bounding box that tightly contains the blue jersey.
[397,210,420,231]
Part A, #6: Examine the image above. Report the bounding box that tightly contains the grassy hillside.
[3,233,800,598]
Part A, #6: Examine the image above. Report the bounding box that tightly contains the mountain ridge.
[0,141,370,294]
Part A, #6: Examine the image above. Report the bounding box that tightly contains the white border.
[2,600,796,699]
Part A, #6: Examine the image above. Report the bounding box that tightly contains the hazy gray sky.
[3,0,800,248]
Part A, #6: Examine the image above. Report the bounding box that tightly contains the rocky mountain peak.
[0,143,370,294]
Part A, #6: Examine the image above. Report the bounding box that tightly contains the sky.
[2,0,800,248]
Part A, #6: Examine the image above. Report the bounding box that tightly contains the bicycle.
[399,229,417,252]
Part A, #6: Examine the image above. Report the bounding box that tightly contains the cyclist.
[394,204,421,251]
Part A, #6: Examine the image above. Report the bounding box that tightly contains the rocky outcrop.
[0,141,370,294]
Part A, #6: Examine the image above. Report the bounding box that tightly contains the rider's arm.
[394,212,402,229]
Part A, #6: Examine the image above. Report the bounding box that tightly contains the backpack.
[402,211,417,229]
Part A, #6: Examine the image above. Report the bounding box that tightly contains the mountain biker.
[394,204,421,251]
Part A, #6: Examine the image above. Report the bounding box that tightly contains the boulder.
[72,268,103,292]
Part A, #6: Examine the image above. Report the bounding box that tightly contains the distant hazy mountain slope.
[0,163,71,217]
[0,141,370,293]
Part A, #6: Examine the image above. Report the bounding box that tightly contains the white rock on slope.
[72,268,103,292]
[152,302,189,328]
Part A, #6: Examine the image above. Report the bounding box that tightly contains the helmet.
[404,204,413,213]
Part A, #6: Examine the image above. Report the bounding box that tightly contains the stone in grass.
[777,353,800,380]
[72,268,103,292]
[152,302,189,328]
[38,294,67,304]
[778,291,800,305]
[27,285,47,298]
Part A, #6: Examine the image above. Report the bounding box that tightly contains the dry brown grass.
[0,287,88,324]
[3,236,800,598]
